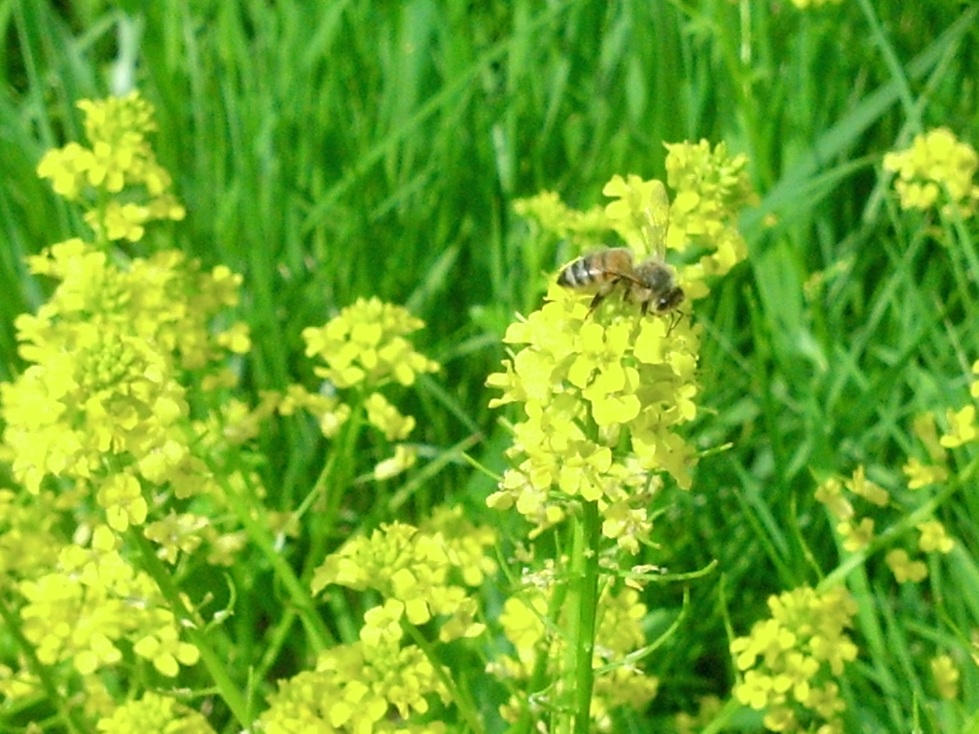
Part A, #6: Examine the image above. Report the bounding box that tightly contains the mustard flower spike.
[312,516,494,641]
[303,297,439,389]
[883,128,979,218]
[731,586,857,730]
[95,691,216,733]
[664,140,756,223]
[38,92,185,241]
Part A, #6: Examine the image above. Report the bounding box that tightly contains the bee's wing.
[642,181,671,261]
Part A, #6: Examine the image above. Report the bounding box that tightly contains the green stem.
[565,500,601,734]
[130,529,252,727]
[402,622,485,734]
[217,466,332,652]
[301,398,366,582]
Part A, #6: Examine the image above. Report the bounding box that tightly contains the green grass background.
[2,1,979,731]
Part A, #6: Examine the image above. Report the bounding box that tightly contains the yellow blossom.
[312,514,495,643]
[883,127,979,218]
[917,520,954,554]
[37,92,186,242]
[95,692,215,733]
[365,391,416,441]
[931,654,960,700]
[731,586,856,731]
[940,404,978,447]
[845,466,889,506]
[814,477,853,521]
[303,298,439,389]
[902,457,948,489]
[838,517,874,552]
[885,549,928,584]
[373,444,418,481]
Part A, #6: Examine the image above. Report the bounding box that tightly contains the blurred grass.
[2,0,979,730]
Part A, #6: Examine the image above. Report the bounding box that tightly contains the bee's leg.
[587,291,606,315]
[586,280,620,316]
[665,311,684,334]
[640,300,650,317]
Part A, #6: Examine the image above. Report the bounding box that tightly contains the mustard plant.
[0,92,260,729]
[487,143,754,732]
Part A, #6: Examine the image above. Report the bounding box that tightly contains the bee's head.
[654,286,685,314]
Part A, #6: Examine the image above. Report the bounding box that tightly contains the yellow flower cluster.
[816,465,956,585]
[664,140,755,299]
[259,645,449,734]
[303,297,439,389]
[36,92,185,242]
[513,191,611,246]
[95,691,215,733]
[489,155,752,551]
[0,93,257,720]
[883,127,979,218]
[493,585,658,730]
[2,238,248,517]
[931,653,961,701]
[18,527,199,679]
[258,509,495,730]
[298,297,440,479]
[312,507,495,642]
[731,586,858,733]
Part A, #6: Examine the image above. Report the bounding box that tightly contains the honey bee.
[557,247,684,316]
[558,195,685,318]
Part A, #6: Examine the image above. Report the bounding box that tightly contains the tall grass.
[1,0,978,731]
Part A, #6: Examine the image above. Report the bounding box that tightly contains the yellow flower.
[902,457,948,489]
[885,548,928,584]
[838,517,874,552]
[373,444,418,481]
[731,586,856,730]
[814,477,854,521]
[365,391,416,441]
[845,466,889,506]
[95,692,215,733]
[940,404,978,447]
[303,298,439,389]
[917,520,954,554]
[312,516,495,642]
[883,128,979,218]
[37,92,186,243]
[133,624,201,677]
[930,654,960,700]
